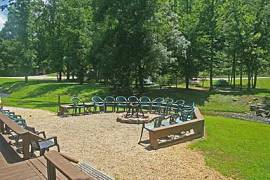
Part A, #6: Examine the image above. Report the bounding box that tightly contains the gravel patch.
[8,107,228,180]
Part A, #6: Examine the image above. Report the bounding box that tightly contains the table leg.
[138,123,145,144]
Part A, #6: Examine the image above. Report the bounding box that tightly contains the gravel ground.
[8,107,228,180]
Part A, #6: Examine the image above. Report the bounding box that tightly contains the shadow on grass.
[143,87,210,106]
[143,86,270,108]
[210,87,270,96]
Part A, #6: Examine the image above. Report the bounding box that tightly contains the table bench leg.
[149,132,158,150]
[138,124,145,144]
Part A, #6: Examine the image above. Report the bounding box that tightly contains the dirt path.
[8,107,229,180]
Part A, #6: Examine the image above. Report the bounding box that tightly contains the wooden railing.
[45,150,92,180]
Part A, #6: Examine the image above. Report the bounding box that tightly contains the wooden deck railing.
[45,150,92,180]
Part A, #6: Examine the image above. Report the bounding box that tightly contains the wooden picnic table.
[0,113,28,135]
[0,112,42,159]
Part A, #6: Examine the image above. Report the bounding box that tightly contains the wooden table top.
[0,113,28,135]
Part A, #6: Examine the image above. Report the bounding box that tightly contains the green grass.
[191,116,270,179]
[1,77,269,113]
[0,79,109,112]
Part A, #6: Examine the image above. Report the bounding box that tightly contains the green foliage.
[191,116,270,179]
[214,79,230,87]
[0,0,269,90]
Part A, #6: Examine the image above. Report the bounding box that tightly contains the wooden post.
[47,160,56,180]
[0,97,2,109]
[57,95,61,113]
[0,121,4,133]
[21,133,31,160]
[149,131,158,150]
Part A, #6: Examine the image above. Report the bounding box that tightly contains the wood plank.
[0,165,38,180]
[0,159,46,180]
[37,156,68,180]
[27,159,48,180]
[45,151,92,180]
[24,176,44,180]
[0,153,7,167]
[0,113,28,135]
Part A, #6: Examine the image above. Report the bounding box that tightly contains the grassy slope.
[1,78,270,113]
[0,79,109,112]
[191,116,270,179]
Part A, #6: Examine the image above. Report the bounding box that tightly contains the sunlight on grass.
[0,79,109,112]
[0,77,269,113]
[191,116,270,179]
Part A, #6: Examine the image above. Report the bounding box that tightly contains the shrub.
[214,79,230,87]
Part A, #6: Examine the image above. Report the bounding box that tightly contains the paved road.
[0,75,269,81]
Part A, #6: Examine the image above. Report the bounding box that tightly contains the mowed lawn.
[191,116,270,179]
[0,78,109,112]
[0,77,270,113]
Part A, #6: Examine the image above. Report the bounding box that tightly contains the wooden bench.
[0,112,59,159]
[146,107,205,149]
[45,151,92,180]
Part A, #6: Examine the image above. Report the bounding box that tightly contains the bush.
[214,79,230,87]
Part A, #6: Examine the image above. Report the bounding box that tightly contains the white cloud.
[0,13,7,30]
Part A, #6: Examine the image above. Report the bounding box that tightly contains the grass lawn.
[191,116,270,179]
[0,77,270,113]
[0,79,109,112]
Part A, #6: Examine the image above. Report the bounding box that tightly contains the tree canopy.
[0,0,269,91]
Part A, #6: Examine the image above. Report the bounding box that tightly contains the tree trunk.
[138,64,144,92]
[253,69,258,89]
[72,73,75,80]
[24,75,28,83]
[58,71,62,82]
[247,62,251,90]
[209,64,213,90]
[185,75,189,89]
[78,66,84,85]
[240,60,243,90]
[232,49,236,89]
[209,27,214,90]
[66,64,70,80]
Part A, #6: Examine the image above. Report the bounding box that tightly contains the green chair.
[161,98,174,115]
[104,96,116,112]
[139,96,152,111]
[116,96,128,112]
[71,96,85,115]
[151,97,164,114]
[172,100,185,113]
[128,96,139,104]
[92,96,105,112]
[179,102,195,121]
